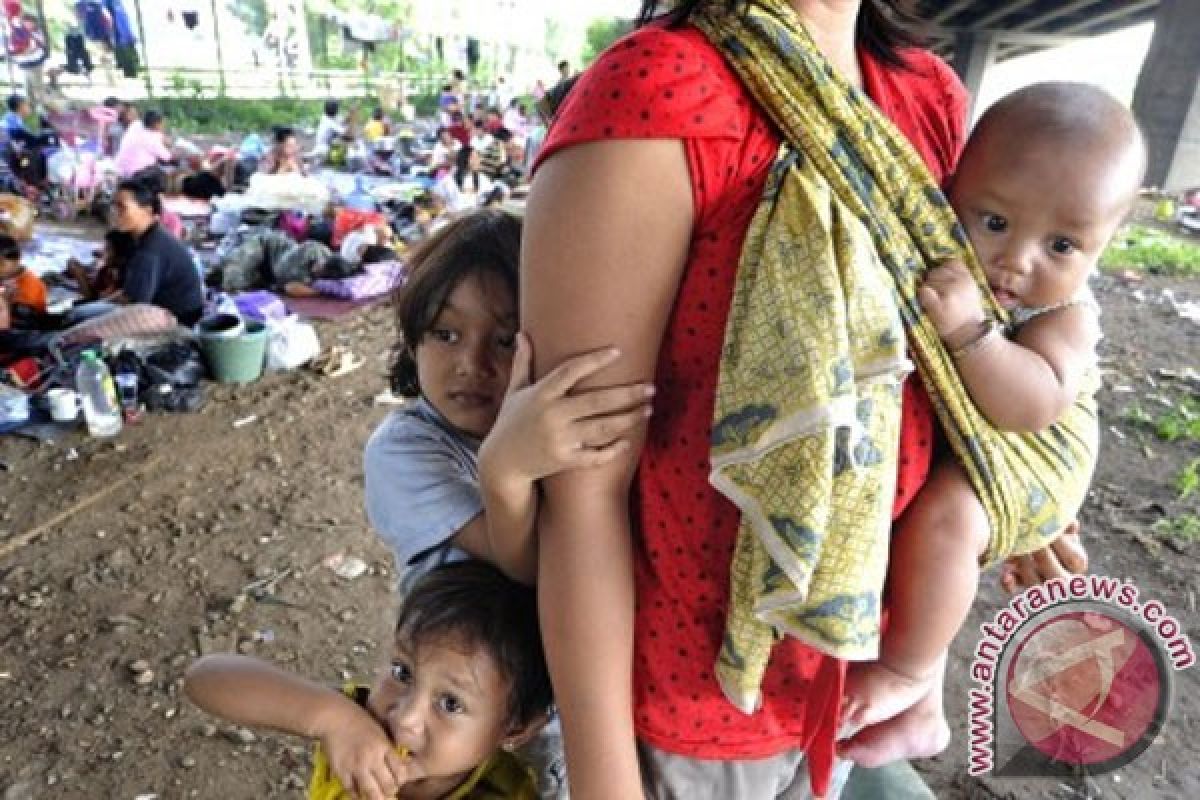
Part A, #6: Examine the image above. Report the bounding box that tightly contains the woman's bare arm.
[522,138,694,799]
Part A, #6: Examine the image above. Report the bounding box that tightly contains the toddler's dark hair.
[390,209,521,396]
[0,234,20,261]
[397,561,552,728]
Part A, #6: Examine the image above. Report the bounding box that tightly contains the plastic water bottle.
[75,351,123,437]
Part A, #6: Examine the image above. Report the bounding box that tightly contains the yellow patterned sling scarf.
[693,0,1100,713]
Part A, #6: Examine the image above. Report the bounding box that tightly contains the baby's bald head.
[963,82,1146,210]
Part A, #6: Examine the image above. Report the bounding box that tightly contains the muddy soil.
[1,274,1197,799]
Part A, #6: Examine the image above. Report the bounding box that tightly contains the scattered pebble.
[224,727,257,746]
[324,553,368,580]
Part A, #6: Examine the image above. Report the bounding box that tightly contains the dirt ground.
[1,270,1198,798]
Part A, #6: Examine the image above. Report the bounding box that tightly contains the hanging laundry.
[104,0,137,49]
[75,1,112,45]
[65,31,94,75]
[337,12,393,44]
[114,43,139,77]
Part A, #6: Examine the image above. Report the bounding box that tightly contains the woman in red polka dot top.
[520,2,1078,797]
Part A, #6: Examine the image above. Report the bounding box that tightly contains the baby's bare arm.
[955,304,1098,432]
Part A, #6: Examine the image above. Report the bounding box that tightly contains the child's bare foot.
[842,661,936,739]
[838,682,950,768]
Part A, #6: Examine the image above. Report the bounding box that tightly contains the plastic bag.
[143,341,208,388]
[266,315,320,371]
[47,147,79,185]
[233,291,288,323]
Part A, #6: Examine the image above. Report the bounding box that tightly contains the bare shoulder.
[522,138,694,383]
[1014,302,1100,374]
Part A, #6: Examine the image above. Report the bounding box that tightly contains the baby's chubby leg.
[842,462,990,737]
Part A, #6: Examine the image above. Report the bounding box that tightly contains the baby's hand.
[317,699,411,800]
[918,261,985,343]
[482,333,654,485]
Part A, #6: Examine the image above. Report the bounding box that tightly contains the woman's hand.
[65,258,90,288]
[314,699,412,800]
[1000,520,1088,593]
[480,333,654,490]
[918,260,986,344]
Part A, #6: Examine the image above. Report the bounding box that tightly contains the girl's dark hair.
[143,109,163,128]
[324,99,340,117]
[361,244,397,265]
[317,254,358,280]
[103,230,136,264]
[636,0,925,68]
[116,178,163,215]
[390,209,521,396]
[273,125,295,145]
[397,561,552,728]
[454,145,477,190]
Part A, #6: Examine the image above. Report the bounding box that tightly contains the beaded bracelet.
[950,319,1001,360]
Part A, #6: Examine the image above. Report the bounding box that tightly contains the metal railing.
[1,65,446,105]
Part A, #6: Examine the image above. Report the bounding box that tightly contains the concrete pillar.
[1132,0,1200,191]
[951,30,997,120]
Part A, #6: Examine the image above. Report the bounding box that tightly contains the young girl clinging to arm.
[186,560,551,800]
[843,82,1147,737]
[364,209,654,588]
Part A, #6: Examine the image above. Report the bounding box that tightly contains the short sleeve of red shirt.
[535,23,968,777]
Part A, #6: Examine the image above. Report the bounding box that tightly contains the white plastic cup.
[46,388,81,422]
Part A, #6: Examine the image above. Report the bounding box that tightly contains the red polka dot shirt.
[535,22,968,785]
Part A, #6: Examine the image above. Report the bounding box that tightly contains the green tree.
[582,17,633,65]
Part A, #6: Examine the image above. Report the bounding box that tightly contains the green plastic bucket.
[198,318,268,384]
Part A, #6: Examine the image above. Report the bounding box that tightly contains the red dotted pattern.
[537,23,968,772]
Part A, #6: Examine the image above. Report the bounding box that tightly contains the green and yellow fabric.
[692,0,1098,714]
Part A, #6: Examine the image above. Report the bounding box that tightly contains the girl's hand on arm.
[472,333,653,584]
[481,332,655,488]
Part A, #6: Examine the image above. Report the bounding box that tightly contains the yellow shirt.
[307,686,538,800]
[363,119,386,142]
